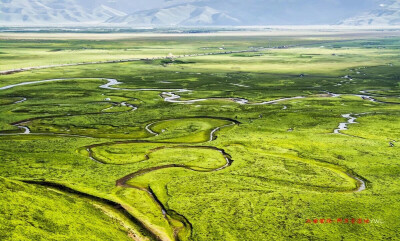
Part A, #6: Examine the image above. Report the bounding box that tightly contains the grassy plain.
[0,32,399,240]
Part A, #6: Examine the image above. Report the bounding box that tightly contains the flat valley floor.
[0,30,399,240]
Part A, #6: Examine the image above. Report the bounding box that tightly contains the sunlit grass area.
[0,36,320,71]
[0,35,399,240]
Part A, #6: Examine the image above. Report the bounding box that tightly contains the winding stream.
[0,76,372,240]
[85,119,238,240]
[14,97,27,104]
[4,77,392,107]
[356,91,400,104]
[0,77,311,106]
[334,114,357,134]
[0,100,136,138]
[347,173,366,192]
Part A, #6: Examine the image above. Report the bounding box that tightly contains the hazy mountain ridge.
[0,0,399,26]
[106,4,240,26]
[0,0,126,24]
[340,1,400,25]
[92,5,127,19]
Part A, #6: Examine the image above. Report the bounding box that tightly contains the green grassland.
[0,36,319,71]
[0,177,151,241]
[0,34,399,241]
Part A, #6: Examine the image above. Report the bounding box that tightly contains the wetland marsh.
[0,32,399,240]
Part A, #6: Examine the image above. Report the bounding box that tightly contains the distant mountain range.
[340,0,400,25]
[0,0,127,24]
[0,0,399,26]
[106,4,240,26]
